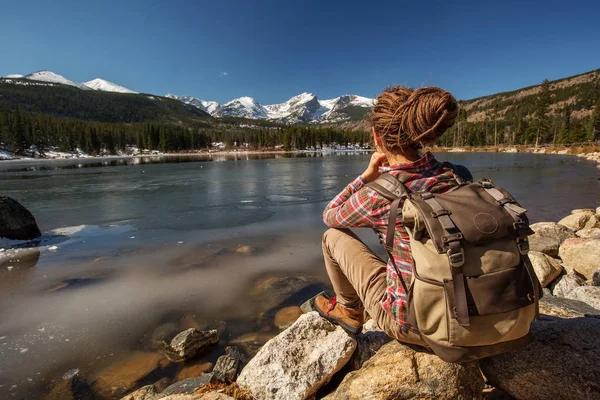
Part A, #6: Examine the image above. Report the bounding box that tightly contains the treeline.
[0,109,367,155]
[438,77,600,147]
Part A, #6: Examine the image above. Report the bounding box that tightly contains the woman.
[314,86,472,346]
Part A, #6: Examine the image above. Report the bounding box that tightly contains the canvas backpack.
[367,169,542,363]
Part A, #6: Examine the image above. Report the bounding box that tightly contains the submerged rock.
[528,251,563,287]
[559,238,600,279]
[565,286,600,310]
[273,306,303,329]
[175,362,213,381]
[480,317,600,400]
[331,341,484,400]
[0,195,42,240]
[93,352,170,399]
[44,371,94,400]
[169,329,218,360]
[237,312,357,400]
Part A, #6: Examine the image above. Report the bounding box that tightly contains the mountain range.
[2,70,374,124]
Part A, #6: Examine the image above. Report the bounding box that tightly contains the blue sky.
[1,0,599,104]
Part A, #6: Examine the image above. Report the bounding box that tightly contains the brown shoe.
[314,295,364,334]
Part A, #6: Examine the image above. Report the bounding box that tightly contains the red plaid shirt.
[323,152,472,331]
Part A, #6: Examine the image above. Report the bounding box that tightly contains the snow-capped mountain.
[216,96,268,119]
[24,70,86,89]
[165,94,221,115]
[167,92,374,123]
[83,78,137,94]
[264,92,322,123]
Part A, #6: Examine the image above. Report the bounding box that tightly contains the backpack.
[367,168,542,363]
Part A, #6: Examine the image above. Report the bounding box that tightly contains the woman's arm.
[322,152,387,228]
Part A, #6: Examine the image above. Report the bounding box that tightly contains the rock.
[94,352,169,399]
[350,319,393,370]
[572,208,595,214]
[151,322,180,345]
[565,286,600,310]
[229,332,275,358]
[331,341,484,400]
[530,222,576,244]
[582,214,600,230]
[120,385,159,400]
[576,227,600,239]
[225,345,244,361]
[175,362,213,381]
[235,245,256,254]
[559,212,593,231]
[237,312,357,400]
[597,206,600,216]
[212,355,240,382]
[249,276,325,310]
[160,394,235,400]
[594,269,600,286]
[159,374,216,397]
[274,306,303,329]
[480,317,600,400]
[169,329,218,360]
[559,238,600,279]
[527,251,563,287]
[528,235,560,257]
[0,195,42,240]
[551,273,585,297]
[539,295,600,318]
[44,373,95,400]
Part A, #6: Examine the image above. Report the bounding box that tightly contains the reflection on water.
[0,151,598,398]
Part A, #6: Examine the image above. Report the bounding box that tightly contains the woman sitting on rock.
[314,86,472,345]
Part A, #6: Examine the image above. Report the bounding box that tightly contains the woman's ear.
[372,127,381,147]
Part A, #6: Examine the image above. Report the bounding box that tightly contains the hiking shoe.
[314,295,364,334]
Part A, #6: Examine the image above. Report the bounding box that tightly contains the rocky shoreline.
[37,206,600,400]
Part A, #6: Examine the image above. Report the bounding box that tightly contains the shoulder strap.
[366,173,410,201]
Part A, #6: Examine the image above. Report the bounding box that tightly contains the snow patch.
[83,78,137,94]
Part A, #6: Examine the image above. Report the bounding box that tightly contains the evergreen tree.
[592,100,600,142]
[533,79,552,146]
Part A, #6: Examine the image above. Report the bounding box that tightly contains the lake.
[1,151,599,398]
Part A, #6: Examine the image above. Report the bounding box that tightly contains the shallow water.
[0,151,599,398]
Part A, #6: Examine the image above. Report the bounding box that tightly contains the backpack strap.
[366,173,410,293]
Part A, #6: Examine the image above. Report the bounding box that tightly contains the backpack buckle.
[517,239,529,255]
[420,192,434,200]
[431,209,452,218]
[447,248,465,268]
[479,180,494,189]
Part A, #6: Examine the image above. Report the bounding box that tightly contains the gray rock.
[539,295,600,318]
[566,286,600,310]
[528,251,563,287]
[120,385,158,400]
[350,319,392,370]
[559,238,600,279]
[593,269,600,286]
[559,212,593,231]
[212,355,239,382]
[237,312,357,400]
[530,222,576,244]
[528,235,560,257]
[169,329,218,360]
[159,374,216,397]
[331,341,484,400]
[225,345,243,361]
[576,227,600,239]
[551,273,585,298]
[0,195,41,240]
[480,317,600,400]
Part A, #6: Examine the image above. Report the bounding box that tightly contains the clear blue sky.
[1,0,599,104]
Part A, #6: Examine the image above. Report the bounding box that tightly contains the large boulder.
[576,228,600,239]
[527,251,563,287]
[558,212,593,231]
[551,273,585,298]
[582,214,600,230]
[350,319,393,370]
[237,312,356,400]
[480,317,600,400]
[539,295,600,318]
[559,238,600,279]
[565,286,600,310]
[330,341,484,400]
[530,222,576,244]
[0,195,41,240]
[528,235,560,258]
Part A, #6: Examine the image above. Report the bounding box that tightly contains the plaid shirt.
[323,152,472,331]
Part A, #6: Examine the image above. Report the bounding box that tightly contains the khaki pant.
[322,228,426,346]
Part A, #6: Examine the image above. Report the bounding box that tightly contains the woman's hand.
[361,152,388,183]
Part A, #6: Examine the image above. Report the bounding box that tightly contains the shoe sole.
[315,305,362,335]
